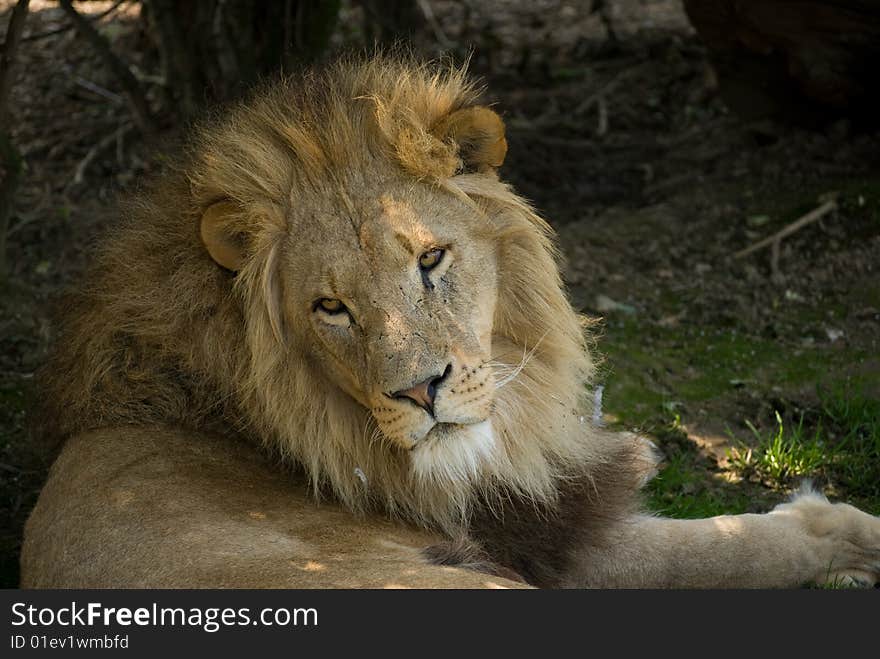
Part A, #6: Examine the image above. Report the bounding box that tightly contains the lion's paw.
[776,485,880,588]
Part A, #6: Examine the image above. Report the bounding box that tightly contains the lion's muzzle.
[388,363,452,417]
[371,359,495,451]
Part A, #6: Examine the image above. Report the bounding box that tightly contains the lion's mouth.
[408,419,498,482]
[421,422,465,444]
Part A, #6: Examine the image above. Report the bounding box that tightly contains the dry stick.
[7,180,50,238]
[734,199,838,260]
[74,75,124,104]
[596,95,608,136]
[417,0,453,49]
[0,0,30,280]
[58,0,156,136]
[66,123,133,193]
[574,70,629,115]
[770,238,782,279]
[573,66,642,135]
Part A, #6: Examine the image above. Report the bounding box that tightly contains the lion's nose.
[390,364,452,416]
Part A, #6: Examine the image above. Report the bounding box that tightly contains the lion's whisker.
[492,331,549,390]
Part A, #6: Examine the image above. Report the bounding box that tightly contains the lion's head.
[43,56,599,532]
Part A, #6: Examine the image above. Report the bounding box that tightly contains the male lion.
[21,56,880,588]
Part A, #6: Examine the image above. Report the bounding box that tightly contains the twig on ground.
[74,75,124,105]
[6,210,35,238]
[6,181,49,238]
[770,238,781,279]
[58,0,156,135]
[596,95,608,136]
[116,124,126,166]
[574,70,629,115]
[734,199,838,261]
[573,65,646,135]
[66,123,133,192]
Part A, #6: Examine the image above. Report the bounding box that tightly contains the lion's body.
[21,56,880,589]
[22,427,525,588]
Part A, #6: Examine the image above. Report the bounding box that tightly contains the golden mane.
[39,55,602,532]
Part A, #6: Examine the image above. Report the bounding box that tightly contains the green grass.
[602,311,880,518]
[592,178,880,538]
[819,381,880,501]
[729,411,828,484]
[633,381,880,520]
[646,451,753,519]
[726,382,880,511]
[600,317,872,430]
[642,416,757,519]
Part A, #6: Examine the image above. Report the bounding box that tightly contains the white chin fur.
[410,420,497,484]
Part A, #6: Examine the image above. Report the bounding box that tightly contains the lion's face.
[282,178,501,480]
[195,62,593,525]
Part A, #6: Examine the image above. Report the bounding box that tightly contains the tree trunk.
[359,0,422,45]
[0,0,30,280]
[683,0,880,127]
[142,0,341,117]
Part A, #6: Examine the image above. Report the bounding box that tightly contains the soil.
[1,0,878,587]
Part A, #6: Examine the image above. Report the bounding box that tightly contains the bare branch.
[1,0,130,47]
[66,123,133,194]
[417,0,452,49]
[74,75,124,105]
[734,199,838,260]
[58,0,156,135]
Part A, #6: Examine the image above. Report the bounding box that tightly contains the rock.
[595,294,637,315]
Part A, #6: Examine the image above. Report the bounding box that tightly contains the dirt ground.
[1,1,878,588]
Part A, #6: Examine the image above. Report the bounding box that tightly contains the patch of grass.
[646,453,750,519]
[729,411,828,485]
[644,416,755,519]
[600,319,862,426]
[727,383,880,510]
[820,381,880,500]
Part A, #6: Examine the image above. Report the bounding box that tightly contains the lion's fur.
[38,55,633,541]
[26,55,880,590]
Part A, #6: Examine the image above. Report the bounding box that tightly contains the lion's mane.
[39,55,625,534]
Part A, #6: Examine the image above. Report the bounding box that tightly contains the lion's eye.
[419,248,444,271]
[314,298,346,315]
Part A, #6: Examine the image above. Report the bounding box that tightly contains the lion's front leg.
[565,488,880,588]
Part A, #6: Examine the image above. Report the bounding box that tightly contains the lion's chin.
[409,420,497,484]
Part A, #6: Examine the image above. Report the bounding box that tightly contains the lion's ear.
[200,201,246,271]
[434,106,507,172]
